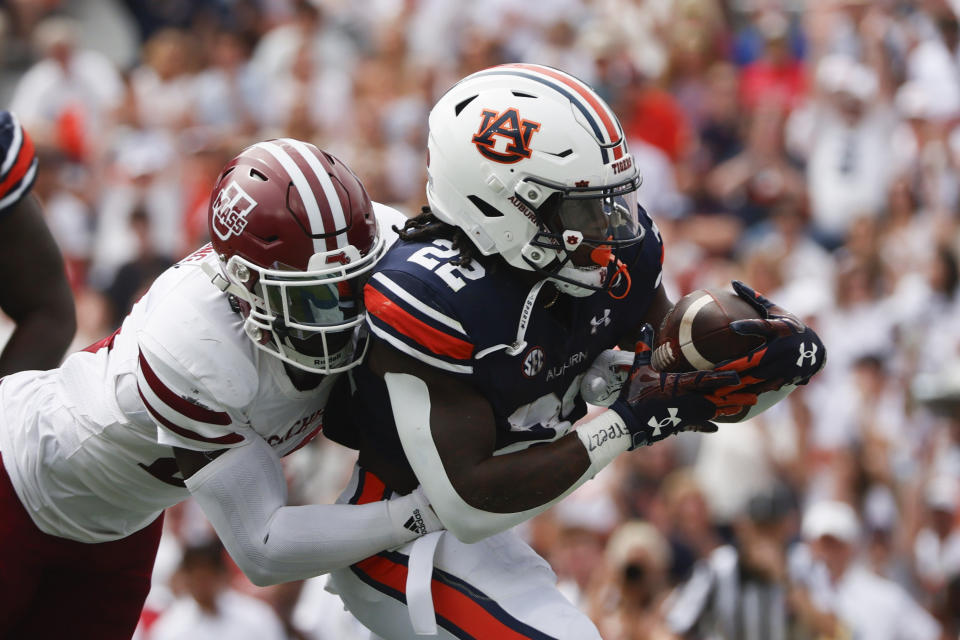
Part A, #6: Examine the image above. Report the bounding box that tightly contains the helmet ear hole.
[467,195,504,218]
[454,95,478,116]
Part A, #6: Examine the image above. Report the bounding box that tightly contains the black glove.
[610,325,742,449]
[715,281,826,390]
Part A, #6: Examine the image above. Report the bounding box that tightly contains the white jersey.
[0,247,336,543]
[0,202,408,543]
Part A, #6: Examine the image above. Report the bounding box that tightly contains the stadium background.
[0,0,958,638]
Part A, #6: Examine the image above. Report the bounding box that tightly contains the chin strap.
[608,259,631,299]
[474,279,549,360]
[278,335,354,372]
[201,260,251,300]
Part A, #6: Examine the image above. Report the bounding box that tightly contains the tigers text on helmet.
[206,138,385,374]
[426,63,644,298]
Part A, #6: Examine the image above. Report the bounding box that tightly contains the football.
[652,287,769,422]
[652,288,764,374]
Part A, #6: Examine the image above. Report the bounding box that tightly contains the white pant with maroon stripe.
[327,465,601,640]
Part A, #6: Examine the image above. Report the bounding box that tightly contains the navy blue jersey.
[0,111,37,216]
[355,209,664,461]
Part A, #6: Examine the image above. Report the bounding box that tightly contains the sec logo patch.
[522,346,545,378]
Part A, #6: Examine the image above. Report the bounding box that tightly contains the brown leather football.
[652,288,765,374]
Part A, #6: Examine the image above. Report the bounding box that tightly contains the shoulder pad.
[372,201,410,249]
[136,283,259,409]
[365,265,475,375]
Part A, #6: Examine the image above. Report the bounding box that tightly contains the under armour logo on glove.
[610,325,742,450]
[796,342,818,367]
[648,408,681,437]
[715,281,827,391]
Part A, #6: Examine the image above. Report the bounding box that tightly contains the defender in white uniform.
[0,140,438,639]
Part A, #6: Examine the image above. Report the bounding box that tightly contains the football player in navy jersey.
[0,111,75,375]
[325,64,825,640]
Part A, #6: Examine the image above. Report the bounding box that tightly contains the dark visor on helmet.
[523,173,644,251]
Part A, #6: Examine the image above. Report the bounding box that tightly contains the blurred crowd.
[2,0,960,638]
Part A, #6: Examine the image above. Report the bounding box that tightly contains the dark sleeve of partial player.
[0,193,76,375]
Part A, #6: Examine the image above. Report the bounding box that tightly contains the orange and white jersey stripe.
[365,270,475,375]
[0,111,37,212]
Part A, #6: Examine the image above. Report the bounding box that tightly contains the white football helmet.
[426,63,644,298]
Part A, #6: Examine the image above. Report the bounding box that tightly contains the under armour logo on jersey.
[404,510,427,535]
[590,309,611,334]
[647,408,681,437]
[472,108,541,164]
[796,342,818,367]
[211,181,258,241]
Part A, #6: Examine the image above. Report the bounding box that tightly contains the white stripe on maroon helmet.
[1,112,23,177]
[281,138,348,250]
[255,141,326,254]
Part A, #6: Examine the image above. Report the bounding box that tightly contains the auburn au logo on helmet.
[471,108,541,164]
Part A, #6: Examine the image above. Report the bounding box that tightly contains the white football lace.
[651,343,676,372]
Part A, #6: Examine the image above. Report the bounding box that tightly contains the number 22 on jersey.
[407,239,485,292]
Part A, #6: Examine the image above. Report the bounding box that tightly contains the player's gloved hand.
[717,281,826,391]
[609,325,744,449]
[580,348,635,407]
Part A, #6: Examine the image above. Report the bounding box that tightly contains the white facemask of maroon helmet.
[206,138,385,374]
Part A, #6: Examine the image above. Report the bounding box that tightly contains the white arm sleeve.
[184,435,441,586]
[387,372,622,544]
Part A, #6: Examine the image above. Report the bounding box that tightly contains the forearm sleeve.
[387,372,619,543]
[185,436,437,586]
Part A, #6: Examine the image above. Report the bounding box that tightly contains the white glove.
[579,348,635,407]
[386,486,444,538]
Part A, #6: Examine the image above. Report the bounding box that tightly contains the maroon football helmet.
[207,138,384,373]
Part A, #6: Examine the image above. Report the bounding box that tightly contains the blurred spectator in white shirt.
[906,8,960,123]
[787,55,897,248]
[191,30,266,142]
[251,1,358,82]
[522,18,596,86]
[129,29,195,132]
[151,541,286,640]
[585,520,674,640]
[292,574,376,640]
[30,147,93,290]
[10,16,124,162]
[913,476,960,598]
[262,40,352,143]
[89,129,182,287]
[795,500,941,640]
